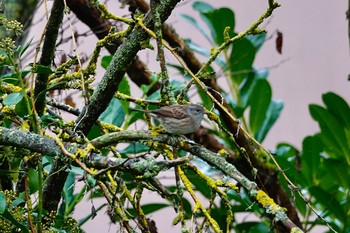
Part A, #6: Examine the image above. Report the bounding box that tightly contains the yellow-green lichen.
[256,190,287,221]
[291,227,303,233]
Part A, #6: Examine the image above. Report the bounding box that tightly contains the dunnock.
[135,104,206,134]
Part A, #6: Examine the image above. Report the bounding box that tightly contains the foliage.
[276,92,350,232]
[0,0,347,233]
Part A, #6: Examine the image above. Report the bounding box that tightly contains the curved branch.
[34,0,65,116]
[0,126,303,232]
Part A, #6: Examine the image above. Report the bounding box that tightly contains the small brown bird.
[135,104,205,134]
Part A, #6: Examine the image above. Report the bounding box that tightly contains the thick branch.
[34,0,65,116]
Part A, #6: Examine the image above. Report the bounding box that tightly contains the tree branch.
[0,126,304,232]
[74,0,181,134]
[67,0,161,94]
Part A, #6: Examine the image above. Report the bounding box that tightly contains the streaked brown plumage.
[135,104,205,134]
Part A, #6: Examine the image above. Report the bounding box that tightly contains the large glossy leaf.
[309,104,350,161]
[240,68,269,109]
[63,172,76,205]
[325,158,350,189]
[3,92,23,106]
[323,93,350,157]
[192,2,234,45]
[255,99,283,142]
[309,186,346,222]
[301,136,322,186]
[249,79,272,135]
[100,98,125,127]
[15,95,31,117]
[199,7,235,45]
[229,38,256,84]
[322,92,350,128]
[275,143,300,188]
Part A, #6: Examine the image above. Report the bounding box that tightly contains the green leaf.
[101,55,112,69]
[0,192,6,214]
[63,172,75,204]
[100,98,125,127]
[87,124,101,140]
[15,94,31,117]
[3,92,23,106]
[28,168,39,194]
[322,92,350,129]
[9,197,25,209]
[120,143,149,155]
[0,70,31,84]
[249,79,272,135]
[170,79,186,96]
[309,104,350,160]
[197,84,212,110]
[140,203,169,215]
[325,158,350,189]
[275,143,299,184]
[255,99,283,142]
[193,3,235,45]
[118,77,130,112]
[240,68,269,109]
[19,38,33,57]
[229,38,256,84]
[322,93,350,155]
[30,63,54,74]
[309,186,346,222]
[192,1,214,13]
[301,136,322,186]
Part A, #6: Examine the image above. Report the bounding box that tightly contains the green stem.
[8,53,38,131]
[37,161,43,233]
